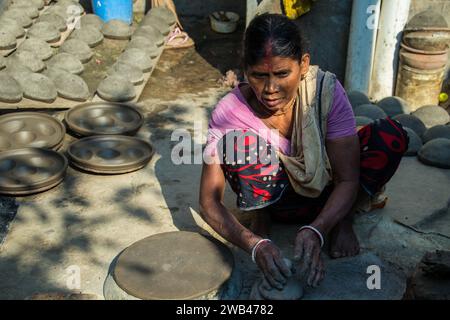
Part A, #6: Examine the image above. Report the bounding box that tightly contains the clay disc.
[27,22,61,43]
[9,4,39,19]
[0,112,66,151]
[44,67,89,102]
[11,51,46,73]
[347,91,371,109]
[36,13,68,32]
[0,148,67,196]
[377,96,412,117]
[0,31,17,50]
[2,9,33,28]
[12,0,45,10]
[70,26,104,48]
[354,104,388,120]
[147,7,177,26]
[97,76,136,102]
[17,38,54,61]
[404,127,423,156]
[113,231,234,300]
[142,15,171,36]
[412,105,450,128]
[65,102,144,136]
[60,39,93,63]
[422,125,450,143]
[127,36,159,58]
[132,25,165,47]
[15,73,57,103]
[118,48,153,72]
[355,116,374,127]
[0,73,23,103]
[418,138,450,169]
[101,19,133,40]
[79,14,104,30]
[0,18,25,38]
[4,60,33,79]
[67,135,154,174]
[107,62,144,85]
[47,53,84,75]
[392,114,427,137]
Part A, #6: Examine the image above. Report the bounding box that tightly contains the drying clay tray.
[67,135,154,174]
[64,102,144,136]
[112,231,234,300]
[0,148,68,196]
[0,112,66,152]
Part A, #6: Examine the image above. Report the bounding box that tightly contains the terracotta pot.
[400,42,447,55]
[399,48,448,70]
[403,29,450,52]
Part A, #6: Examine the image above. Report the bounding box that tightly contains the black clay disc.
[65,102,144,136]
[0,148,68,196]
[113,231,234,300]
[0,112,66,152]
[67,135,154,174]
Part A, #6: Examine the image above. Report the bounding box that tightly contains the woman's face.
[246,54,310,113]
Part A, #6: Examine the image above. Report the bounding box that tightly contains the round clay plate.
[67,135,154,174]
[113,231,234,300]
[0,148,68,196]
[0,112,66,152]
[65,102,144,136]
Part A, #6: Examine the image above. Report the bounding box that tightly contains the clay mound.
[132,25,165,47]
[9,4,39,19]
[392,114,427,137]
[79,14,104,30]
[2,8,33,28]
[355,116,374,127]
[143,16,170,36]
[12,50,46,73]
[0,55,5,70]
[127,36,159,58]
[70,25,104,47]
[101,19,133,40]
[60,39,93,63]
[404,127,423,156]
[422,125,450,143]
[12,0,45,10]
[107,62,144,85]
[118,48,153,72]
[418,138,450,169]
[47,53,84,75]
[15,72,57,103]
[0,18,25,38]
[42,66,68,82]
[27,22,61,43]
[97,76,136,102]
[17,38,54,61]
[147,7,177,26]
[5,60,33,79]
[354,104,387,120]
[0,31,16,50]
[37,13,68,32]
[53,71,90,102]
[348,91,371,109]
[377,96,412,117]
[0,73,23,103]
[412,105,450,128]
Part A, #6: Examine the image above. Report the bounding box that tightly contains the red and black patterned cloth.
[218,118,409,222]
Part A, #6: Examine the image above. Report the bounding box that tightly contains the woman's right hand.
[254,241,292,290]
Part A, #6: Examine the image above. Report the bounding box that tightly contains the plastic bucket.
[91,0,133,24]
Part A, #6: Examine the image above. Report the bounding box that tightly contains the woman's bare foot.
[329,218,360,259]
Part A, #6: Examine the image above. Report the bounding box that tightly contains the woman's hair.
[243,13,308,68]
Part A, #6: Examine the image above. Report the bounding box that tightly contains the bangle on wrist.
[251,238,271,263]
[298,225,324,248]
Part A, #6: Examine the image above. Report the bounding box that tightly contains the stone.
[393,114,427,137]
[127,36,159,58]
[79,14,104,30]
[2,9,33,28]
[377,96,412,117]
[107,62,144,85]
[60,39,93,63]
[17,38,54,61]
[27,22,61,43]
[412,105,450,128]
[355,116,374,127]
[118,48,153,72]
[9,4,39,19]
[0,18,25,38]
[422,125,450,143]
[101,19,133,40]
[418,138,450,169]
[36,13,68,32]
[97,76,136,102]
[47,53,84,75]
[14,72,57,103]
[49,68,89,101]
[0,31,16,50]
[70,26,104,48]
[348,91,371,109]
[404,127,422,157]
[0,73,23,103]
[11,50,46,73]
[354,104,387,121]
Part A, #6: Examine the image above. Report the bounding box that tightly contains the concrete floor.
[0,18,449,300]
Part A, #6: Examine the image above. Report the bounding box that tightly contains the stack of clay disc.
[0,148,68,196]
[103,231,237,300]
[0,112,66,152]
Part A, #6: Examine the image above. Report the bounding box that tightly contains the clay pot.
[399,48,448,70]
[403,29,450,52]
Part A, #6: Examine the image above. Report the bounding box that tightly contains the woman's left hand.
[293,229,325,287]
